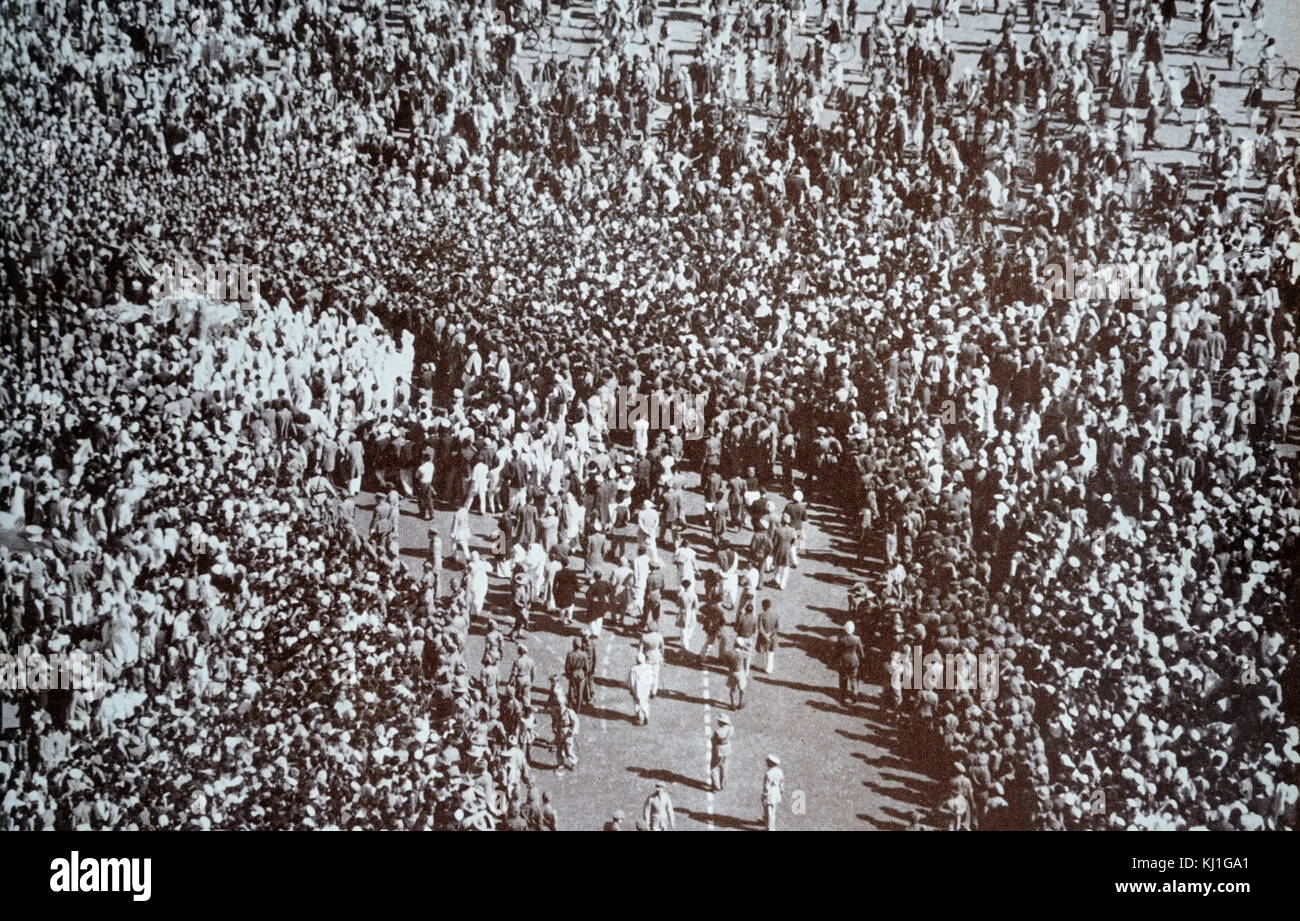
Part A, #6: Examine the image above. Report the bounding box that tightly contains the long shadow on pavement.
[677,808,762,831]
[585,703,638,725]
[657,687,714,708]
[626,766,710,791]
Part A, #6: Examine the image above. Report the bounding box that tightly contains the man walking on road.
[726,641,748,710]
[640,625,665,698]
[756,599,781,674]
[772,517,796,589]
[556,700,579,774]
[783,490,807,566]
[644,781,675,830]
[509,642,536,701]
[699,590,726,664]
[637,499,661,565]
[416,451,436,519]
[763,754,784,831]
[628,651,655,725]
[564,637,590,712]
[710,715,733,792]
[836,622,864,705]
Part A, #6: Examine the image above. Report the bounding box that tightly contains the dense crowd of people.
[2,0,1297,829]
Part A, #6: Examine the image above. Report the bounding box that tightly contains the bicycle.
[1173,29,1231,57]
[1241,62,1300,99]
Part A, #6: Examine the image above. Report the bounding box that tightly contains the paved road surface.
[359,468,940,831]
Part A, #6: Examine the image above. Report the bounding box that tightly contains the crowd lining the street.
[2,0,1297,829]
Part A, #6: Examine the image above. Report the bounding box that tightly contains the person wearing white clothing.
[636,500,661,565]
[470,460,490,515]
[451,501,473,562]
[763,754,784,831]
[465,552,491,620]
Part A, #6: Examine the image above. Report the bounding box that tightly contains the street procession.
[0,0,1297,834]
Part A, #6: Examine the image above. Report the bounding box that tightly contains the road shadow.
[856,807,908,830]
[861,774,931,811]
[677,807,761,830]
[657,687,713,707]
[795,623,841,638]
[835,727,886,747]
[755,674,836,699]
[807,604,847,625]
[626,766,709,791]
[807,698,871,719]
[782,627,839,672]
[585,703,637,725]
[802,568,858,587]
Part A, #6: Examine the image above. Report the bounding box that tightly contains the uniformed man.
[643,558,665,628]
[756,598,781,674]
[540,791,559,830]
[640,626,665,698]
[643,781,675,831]
[710,715,734,792]
[726,641,747,710]
[699,592,726,664]
[508,643,535,701]
[556,701,579,773]
[707,499,729,549]
[762,754,784,831]
[836,622,864,705]
[508,571,532,640]
[564,637,590,711]
[783,490,807,564]
[579,627,599,705]
[481,619,504,672]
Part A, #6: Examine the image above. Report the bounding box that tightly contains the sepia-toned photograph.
[1,0,1297,855]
